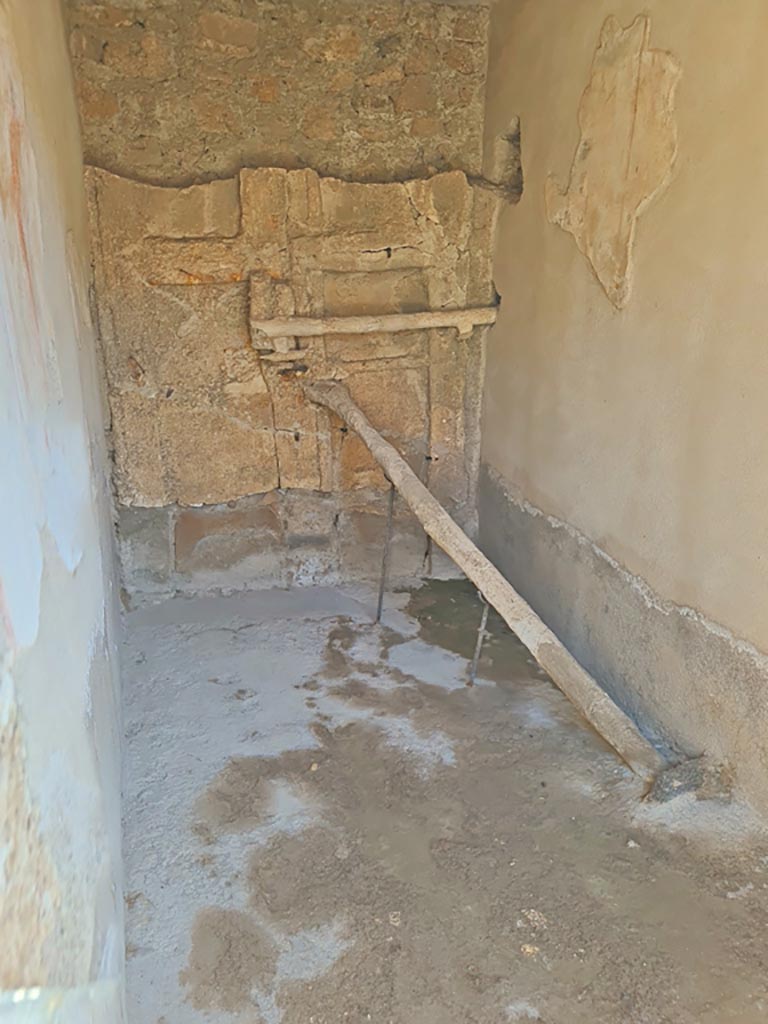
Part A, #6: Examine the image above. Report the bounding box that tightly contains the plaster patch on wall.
[545,15,681,308]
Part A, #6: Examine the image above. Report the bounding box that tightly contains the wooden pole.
[251,306,497,341]
[304,380,665,780]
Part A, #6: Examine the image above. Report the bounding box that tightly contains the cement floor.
[123,581,768,1024]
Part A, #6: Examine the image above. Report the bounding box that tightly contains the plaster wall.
[480,0,768,808]
[0,0,123,1015]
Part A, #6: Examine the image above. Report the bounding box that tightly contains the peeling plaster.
[545,15,681,308]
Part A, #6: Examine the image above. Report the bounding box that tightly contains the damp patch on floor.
[123,581,768,1024]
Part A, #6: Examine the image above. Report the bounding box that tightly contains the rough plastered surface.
[0,0,122,1014]
[478,464,768,816]
[86,164,498,589]
[123,581,768,1024]
[66,0,489,186]
[545,15,680,308]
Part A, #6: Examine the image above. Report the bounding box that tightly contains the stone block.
[336,431,388,493]
[441,41,485,77]
[318,179,418,239]
[333,365,429,492]
[159,403,278,506]
[363,64,403,88]
[249,74,280,103]
[147,178,241,239]
[240,169,289,246]
[220,348,274,423]
[109,390,166,506]
[261,356,324,489]
[86,168,240,245]
[323,330,427,365]
[275,430,322,491]
[468,189,502,305]
[427,329,470,510]
[70,27,104,62]
[138,237,263,288]
[280,491,339,585]
[153,283,251,387]
[410,117,443,140]
[302,24,362,63]
[101,27,174,79]
[281,490,336,538]
[262,358,319,433]
[452,9,490,44]
[175,496,282,576]
[338,496,427,581]
[117,504,173,594]
[75,79,118,122]
[250,275,295,327]
[322,269,428,316]
[97,271,273,425]
[300,105,338,143]
[286,169,323,237]
[392,75,437,115]
[343,364,429,443]
[427,171,474,251]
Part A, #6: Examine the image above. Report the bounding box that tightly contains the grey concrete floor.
[123,581,768,1024]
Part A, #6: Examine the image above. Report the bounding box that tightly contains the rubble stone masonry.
[68,0,489,185]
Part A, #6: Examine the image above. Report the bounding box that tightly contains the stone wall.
[70,0,500,596]
[85,164,499,594]
[68,0,489,185]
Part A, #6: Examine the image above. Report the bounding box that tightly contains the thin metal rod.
[375,482,396,624]
[468,591,489,686]
[422,454,433,576]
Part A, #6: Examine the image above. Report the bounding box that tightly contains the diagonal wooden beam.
[304,379,666,781]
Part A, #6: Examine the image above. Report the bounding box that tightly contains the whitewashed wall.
[0,2,123,1018]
